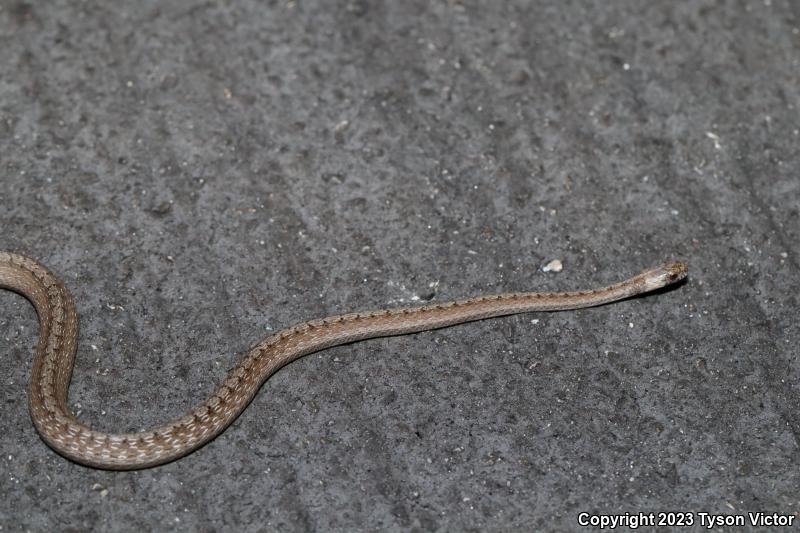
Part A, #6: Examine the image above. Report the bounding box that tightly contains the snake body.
[0,251,687,469]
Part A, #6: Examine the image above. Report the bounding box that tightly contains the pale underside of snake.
[0,251,688,469]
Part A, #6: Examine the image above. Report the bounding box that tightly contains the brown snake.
[0,251,688,469]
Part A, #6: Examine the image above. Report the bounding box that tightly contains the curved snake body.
[0,251,687,469]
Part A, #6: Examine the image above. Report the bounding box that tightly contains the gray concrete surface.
[1,1,799,531]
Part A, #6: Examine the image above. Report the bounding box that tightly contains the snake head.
[640,261,689,292]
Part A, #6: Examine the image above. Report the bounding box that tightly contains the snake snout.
[666,261,689,283]
[639,261,688,291]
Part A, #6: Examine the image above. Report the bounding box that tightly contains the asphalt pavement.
[1,1,798,531]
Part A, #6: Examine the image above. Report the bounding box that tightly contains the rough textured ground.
[1,1,798,531]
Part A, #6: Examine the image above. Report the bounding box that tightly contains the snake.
[0,251,688,469]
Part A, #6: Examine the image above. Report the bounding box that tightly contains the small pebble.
[542,259,563,273]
